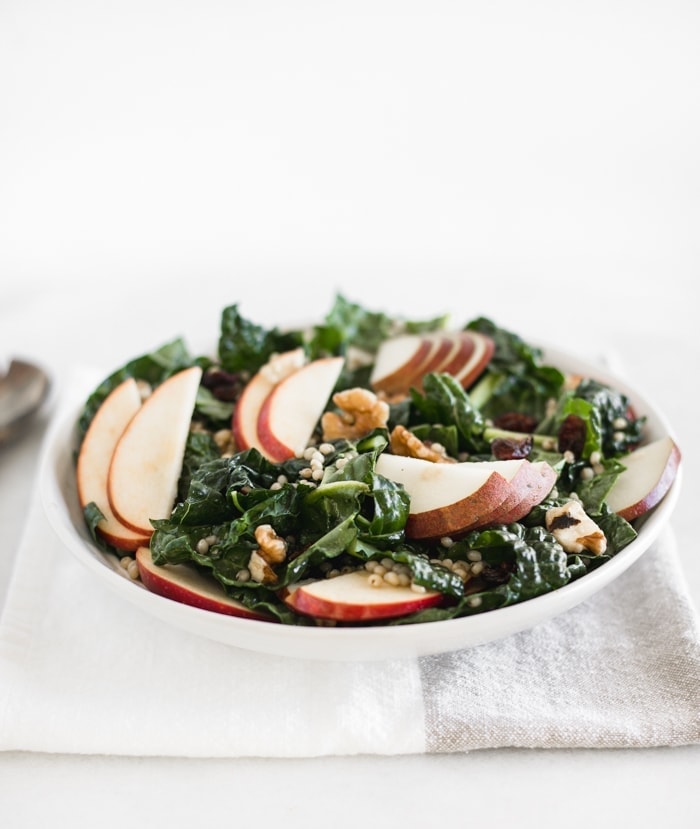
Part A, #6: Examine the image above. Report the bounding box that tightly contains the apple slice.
[108,366,203,534]
[369,334,434,396]
[256,356,345,462]
[375,453,516,539]
[452,331,495,390]
[605,435,681,521]
[136,547,271,620]
[76,378,152,550]
[487,460,557,525]
[405,335,460,392]
[231,347,306,457]
[436,331,476,376]
[281,570,443,622]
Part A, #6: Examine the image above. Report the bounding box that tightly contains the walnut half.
[248,524,289,585]
[389,424,454,463]
[321,388,390,441]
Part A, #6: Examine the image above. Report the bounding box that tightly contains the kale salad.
[77,294,651,627]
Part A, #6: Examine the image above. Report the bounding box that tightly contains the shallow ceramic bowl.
[40,346,682,662]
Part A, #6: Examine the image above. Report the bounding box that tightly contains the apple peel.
[136,547,271,620]
[108,366,203,535]
[281,570,443,622]
[605,435,681,521]
[76,377,152,551]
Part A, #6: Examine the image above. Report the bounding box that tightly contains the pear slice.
[605,435,681,521]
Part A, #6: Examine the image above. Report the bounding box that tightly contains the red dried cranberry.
[491,435,533,460]
[557,414,587,457]
[492,411,539,433]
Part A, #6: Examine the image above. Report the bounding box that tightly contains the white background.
[1,1,698,826]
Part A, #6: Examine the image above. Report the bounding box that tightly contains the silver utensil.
[0,358,51,445]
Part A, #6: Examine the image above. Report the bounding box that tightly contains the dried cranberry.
[557,414,587,457]
[491,435,533,460]
[492,411,539,433]
[202,367,245,402]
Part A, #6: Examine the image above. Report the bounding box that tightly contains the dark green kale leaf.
[168,448,282,526]
[466,317,565,420]
[573,378,646,457]
[409,372,489,454]
[309,293,397,357]
[535,392,603,460]
[310,293,447,358]
[218,304,303,374]
[177,430,221,502]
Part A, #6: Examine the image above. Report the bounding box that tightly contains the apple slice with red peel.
[370,330,495,398]
[76,378,152,551]
[136,547,271,620]
[231,347,306,457]
[375,453,515,540]
[406,335,459,392]
[605,435,681,521]
[488,460,557,525]
[256,356,345,462]
[369,334,434,396]
[108,366,203,535]
[281,570,443,622]
[437,332,476,377]
[453,331,495,390]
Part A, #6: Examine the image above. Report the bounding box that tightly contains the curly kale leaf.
[409,372,489,454]
[466,317,565,420]
[573,378,646,457]
[218,304,303,374]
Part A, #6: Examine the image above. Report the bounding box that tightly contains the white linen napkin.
[1,372,699,757]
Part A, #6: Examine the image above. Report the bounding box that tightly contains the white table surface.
[1,2,698,826]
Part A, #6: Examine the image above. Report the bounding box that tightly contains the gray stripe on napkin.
[420,527,700,752]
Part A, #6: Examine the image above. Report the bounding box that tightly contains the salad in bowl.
[70,294,681,633]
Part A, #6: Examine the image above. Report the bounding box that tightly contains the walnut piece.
[248,550,278,585]
[247,524,288,585]
[254,524,288,564]
[321,388,390,441]
[545,500,607,555]
[389,424,454,463]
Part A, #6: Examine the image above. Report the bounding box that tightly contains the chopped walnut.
[247,524,288,585]
[213,428,236,456]
[545,500,607,555]
[248,550,278,585]
[321,388,390,441]
[389,424,454,463]
[254,524,288,564]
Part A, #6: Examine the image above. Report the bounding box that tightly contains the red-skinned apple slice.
[375,453,516,540]
[453,331,495,389]
[369,334,434,396]
[231,347,306,457]
[76,378,151,551]
[108,366,203,534]
[605,435,681,521]
[370,330,495,398]
[405,335,460,392]
[487,460,557,525]
[136,546,271,620]
[256,356,345,462]
[437,332,476,376]
[281,570,443,622]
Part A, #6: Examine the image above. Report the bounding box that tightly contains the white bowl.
[39,346,682,662]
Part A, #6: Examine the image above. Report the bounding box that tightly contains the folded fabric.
[1,374,698,757]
